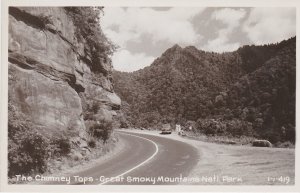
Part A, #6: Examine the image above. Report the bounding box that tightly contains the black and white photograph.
[1,0,299,192]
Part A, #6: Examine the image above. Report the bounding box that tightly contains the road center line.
[99,131,159,185]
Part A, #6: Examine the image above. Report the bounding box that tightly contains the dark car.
[160,124,172,134]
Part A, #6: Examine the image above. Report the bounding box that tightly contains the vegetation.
[83,101,100,120]
[64,7,117,74]
[88,139,96,148]
[87,120,112,143]
[113,37,296,145]
[51,137,71,157]
[8,101,49,177]
[8,131,50,177]
[83,101,114,143]
[8,101,77,177]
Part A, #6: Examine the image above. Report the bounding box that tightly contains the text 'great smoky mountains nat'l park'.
[8,7,295,185]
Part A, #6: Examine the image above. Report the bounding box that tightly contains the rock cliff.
[8,7,121,148]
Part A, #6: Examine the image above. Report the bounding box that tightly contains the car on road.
[160,124,172,134]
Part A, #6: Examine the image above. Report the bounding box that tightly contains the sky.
[101,7,296,72]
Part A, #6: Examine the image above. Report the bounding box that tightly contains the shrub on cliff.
[8,130,50,177]
[8,101,75,177]
[83,101,100,120]
[8,102,50,177]
[64,7,117,73]
[88,139,96,148]
[88,119,113,143]
[51,137,71,157]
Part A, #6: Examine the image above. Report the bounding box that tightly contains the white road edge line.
[99,131,159,185]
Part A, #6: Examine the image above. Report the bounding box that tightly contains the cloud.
[203,32,241,53]
[111,49,155,72]
[213,8,246,28]
[202,8,246,52]
[243,8,296,44]
[101,7,206,47]
[102,7,206,71]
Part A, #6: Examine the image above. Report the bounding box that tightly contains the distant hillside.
[113,37,296,144]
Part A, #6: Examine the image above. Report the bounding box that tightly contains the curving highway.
[49,130,199,185]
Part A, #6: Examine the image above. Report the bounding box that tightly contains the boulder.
[71,152,83,161]
[252,140,272,147]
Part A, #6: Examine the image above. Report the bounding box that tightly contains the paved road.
[49,131,199,185]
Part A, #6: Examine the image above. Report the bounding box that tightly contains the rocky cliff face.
[8,7,121,147]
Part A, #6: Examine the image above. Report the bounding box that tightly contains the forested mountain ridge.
[113,37,296,144]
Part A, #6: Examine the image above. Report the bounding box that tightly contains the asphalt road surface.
[47,131,199,185]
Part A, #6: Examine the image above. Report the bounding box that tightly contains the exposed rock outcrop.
[8,7,120,146]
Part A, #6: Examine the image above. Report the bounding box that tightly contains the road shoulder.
[119,129,295,185]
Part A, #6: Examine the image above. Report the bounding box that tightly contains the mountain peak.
[171,44,182,49]
[184,45,199,52]
[162,44,182,56]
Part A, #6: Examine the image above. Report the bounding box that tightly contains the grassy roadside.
[182,131,295,148]
[182,131,256,146]
[185,137,295,185]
